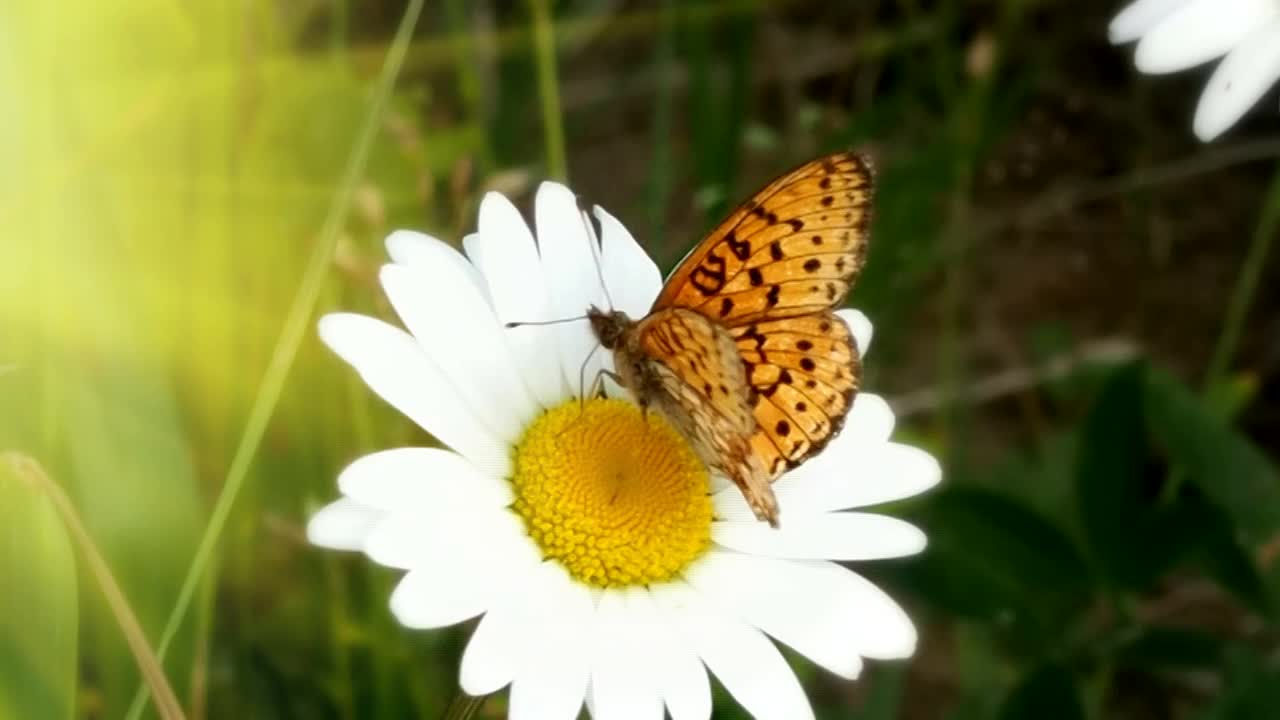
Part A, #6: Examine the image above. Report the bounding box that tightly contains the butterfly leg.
[582,368,624,406]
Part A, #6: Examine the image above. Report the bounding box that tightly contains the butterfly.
[587,152,873,527]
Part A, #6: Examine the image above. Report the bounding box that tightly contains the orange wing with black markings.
[733,311,860,478]
[589,151,874,525]
[652,152,872,325]
[651,152,872,482]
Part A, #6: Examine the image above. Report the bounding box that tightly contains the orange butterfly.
[588,152,873,527]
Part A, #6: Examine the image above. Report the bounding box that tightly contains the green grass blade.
[527,0,567,181]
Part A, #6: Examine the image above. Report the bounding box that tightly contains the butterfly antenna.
[504,315,588,329]
[580,204,618,311]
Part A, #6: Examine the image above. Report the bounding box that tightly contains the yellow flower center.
[511,398,713,588]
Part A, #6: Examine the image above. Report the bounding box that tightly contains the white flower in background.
[307,182,941,719]
[1110,0,1280,141]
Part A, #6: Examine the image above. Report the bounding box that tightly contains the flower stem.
[442,691,487,720]
[1204,163,1280,391]
[121,1,426,718]
[527,0,568,181]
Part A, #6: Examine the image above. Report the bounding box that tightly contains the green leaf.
[884,487,1092,640]
[1145,367,1280,544]
[0,455,78,720]
[1185,497,1272,615]
[998,664,1085,720]
[1075,362,1163,589]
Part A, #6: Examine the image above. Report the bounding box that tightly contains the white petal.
[381,261,539,442]
[588,590,664,720]
[628,589,711,720]
[1109,0,1196,43]
[385,229,488,297]
[457,549,559,695]
[688,551,916,672]
[1194,22,1280,140]
[652,582,814,720]
[508,562,594,720]
[713,512,927,560]
[1134,0,1279,73]
[336,448,512,511]
[390,565,488,629]
[595,205,663,318]
[317,313,509,476]
[684,551,859,679]
[467,193,571,407]
[769,440,941,514]
[363,502,531,572]
[306,498,380,551]
[839,567,918,659]
[846,393,896,444]
[836,308,874,357]
[459,604,524,696]
[536,182,607,394]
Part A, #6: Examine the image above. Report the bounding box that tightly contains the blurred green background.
[3,1,1280,718]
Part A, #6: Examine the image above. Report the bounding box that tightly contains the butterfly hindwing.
[628,308,778,520]
[732,311,861,478]
[633,308,756,443]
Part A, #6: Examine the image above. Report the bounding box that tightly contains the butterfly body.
[588,152,875,527]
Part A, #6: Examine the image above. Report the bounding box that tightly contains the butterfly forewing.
[652,152,872,324]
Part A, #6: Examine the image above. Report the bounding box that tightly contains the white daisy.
[1110,0,1280,141]
[307,182,942,719]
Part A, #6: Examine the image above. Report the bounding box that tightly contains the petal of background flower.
[535,182,608,393]
[1134,0,1278,73]
[588,590,664,720]
[1109,0,1196,43]
[317,313,509,476]
[465,193,571,406]
[652,582,814,720]
[381,261,539,442]
[306,498,380,551]
[508,562,594,720]
[835,308,874,357]
[336,447,512,511]
[1193,21,1280,139]
[595,205,663,318]
[713,512,927,560]
[770,440,941,514]
[685,551,864,679]
[629,588,711,720]
[385,229,489,300]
